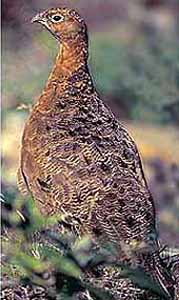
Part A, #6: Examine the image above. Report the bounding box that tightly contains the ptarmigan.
[17,7,174,299]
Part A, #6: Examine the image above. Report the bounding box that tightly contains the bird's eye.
[51,14,64,23]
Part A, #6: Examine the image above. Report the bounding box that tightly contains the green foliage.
[90,30,179,124]
[1,195,173,300]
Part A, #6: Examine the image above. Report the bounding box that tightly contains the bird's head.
[31,7,88,45]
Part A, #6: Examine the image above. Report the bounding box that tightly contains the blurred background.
[2,0,179,246]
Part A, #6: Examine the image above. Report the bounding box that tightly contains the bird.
[17,7,174,299]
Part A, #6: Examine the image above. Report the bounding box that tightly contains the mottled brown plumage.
[17,7,174,299]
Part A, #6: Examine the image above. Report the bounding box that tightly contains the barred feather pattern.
[15,7,175,300]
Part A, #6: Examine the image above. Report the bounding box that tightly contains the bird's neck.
[37,40,92,112]
[46,40,88,84]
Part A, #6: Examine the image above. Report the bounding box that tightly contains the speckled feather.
[17,7,174,299]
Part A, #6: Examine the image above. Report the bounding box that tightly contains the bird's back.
[18,65,174,299]
[19,64,153,236]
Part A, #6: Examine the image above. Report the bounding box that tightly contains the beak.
[31,13,43,24]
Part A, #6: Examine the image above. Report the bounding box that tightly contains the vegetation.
[91,30,179,125]
[1,194,176,299]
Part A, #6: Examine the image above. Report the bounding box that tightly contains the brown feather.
[18,7,174,299]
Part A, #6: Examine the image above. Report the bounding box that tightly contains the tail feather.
[152,254,175,299]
